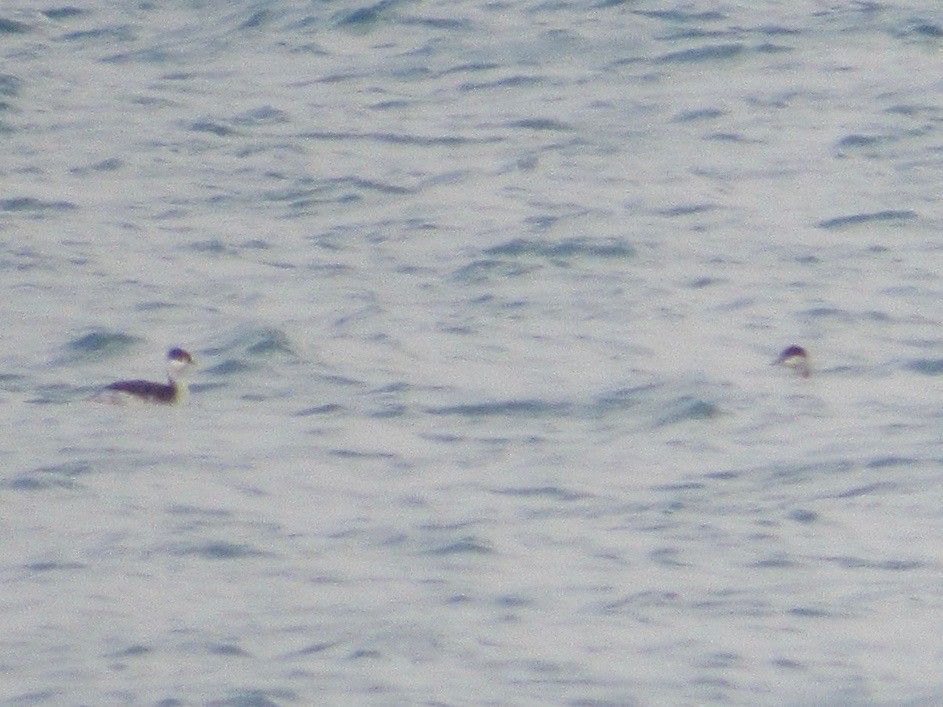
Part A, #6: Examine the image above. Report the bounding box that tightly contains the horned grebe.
[773,345,810,378]
[97,347,195,404]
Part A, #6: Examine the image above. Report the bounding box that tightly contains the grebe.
[97,347,195,404]
[773,345,810,378]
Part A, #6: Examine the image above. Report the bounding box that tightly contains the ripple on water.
[904,359,943,375]
[424,399,572,418]
[0,73,21,101]
[654,396,722,426]
[656,43,746,63]
[0,18,29,34]
[816,209,917,229]
[490,485,591,502]
[3,461,93,490]
[591,381,725,427]
[484,236,636,261]
[822,556,924,572]
[63,330,141,360]
[418,380,725,430]
[333,2,397,29]
[453,236,636,283]
[167,541,273,560]
[425,536,495,556]
[452,238,636,283]
[293,403,346,417]
[0,197,78,213]
[244,328,297,356]
[203,326,300,381]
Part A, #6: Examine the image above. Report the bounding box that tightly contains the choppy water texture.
[4,1,943,704]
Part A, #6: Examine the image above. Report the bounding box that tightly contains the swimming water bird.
[97,347,195,404]
[774,345,810,378]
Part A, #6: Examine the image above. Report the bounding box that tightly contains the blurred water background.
[4,1,943,704]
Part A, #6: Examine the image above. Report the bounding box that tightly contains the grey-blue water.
[3,1,943,704]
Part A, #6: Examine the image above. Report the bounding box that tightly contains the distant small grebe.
[97,347,195,404]
[774,345,810,378]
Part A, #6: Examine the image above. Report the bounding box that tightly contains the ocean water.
[3,0,943,704]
